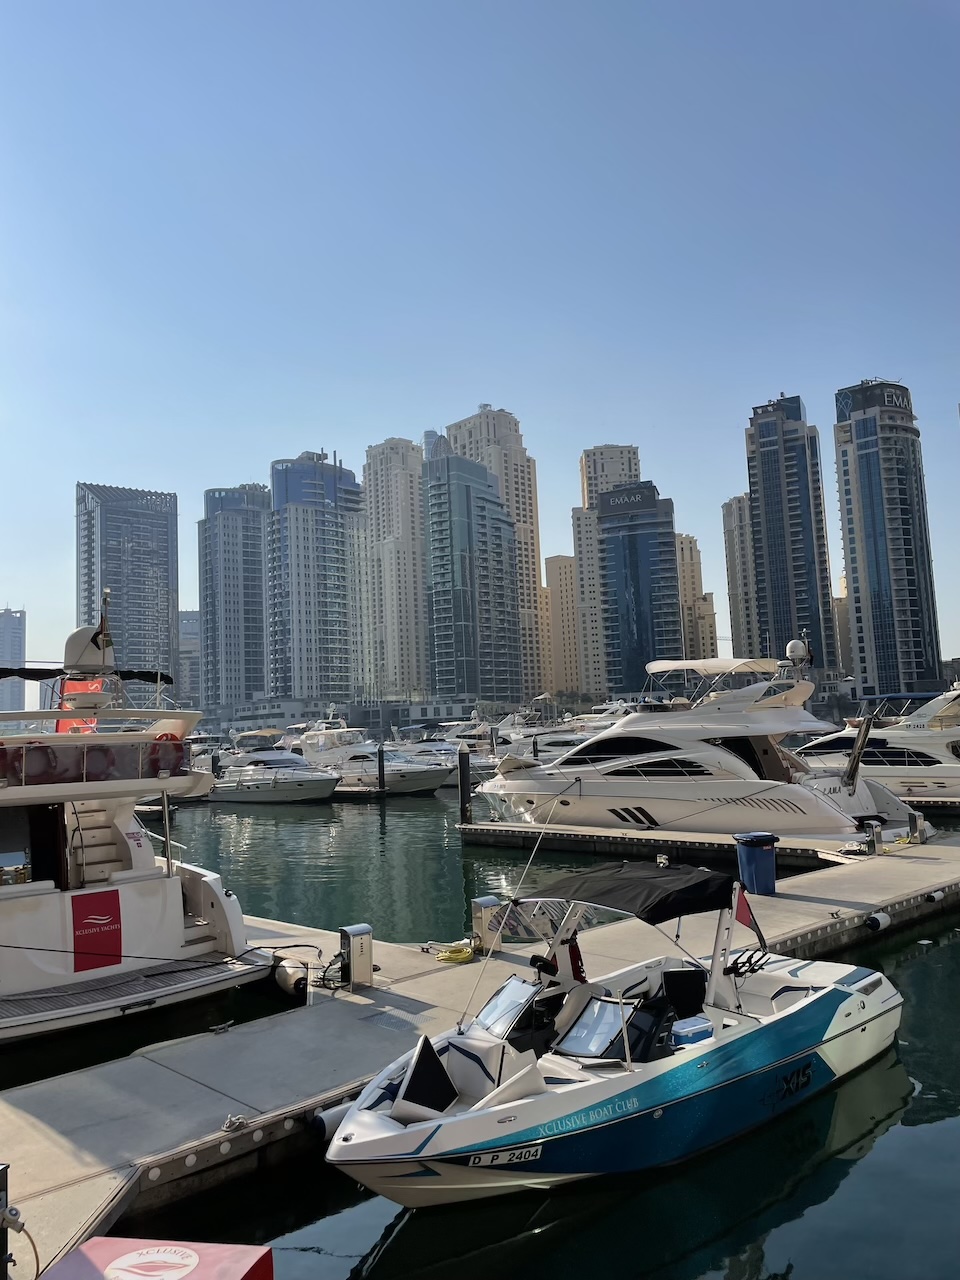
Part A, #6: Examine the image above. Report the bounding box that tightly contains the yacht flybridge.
[797,688,960,807]
[327,861,902,1205]
[478,659,927,842]
[0,622,270,1041]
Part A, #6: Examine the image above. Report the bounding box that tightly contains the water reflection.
[175,798,602,944]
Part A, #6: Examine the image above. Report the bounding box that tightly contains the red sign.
[56,677,104,734]
[72,889,122,972]
[44,1240,273,1280]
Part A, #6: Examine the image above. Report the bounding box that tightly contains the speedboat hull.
[337,765,456,796]
[328,949,902,1206]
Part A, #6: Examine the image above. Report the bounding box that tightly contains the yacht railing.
[0,739,188,788]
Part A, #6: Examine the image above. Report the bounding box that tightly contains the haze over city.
[1,0,958,662]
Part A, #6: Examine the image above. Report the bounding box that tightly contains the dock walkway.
[5,832,960,1270]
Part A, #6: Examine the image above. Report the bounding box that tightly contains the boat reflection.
[352,1048,911,1280]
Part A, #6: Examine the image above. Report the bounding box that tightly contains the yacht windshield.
[555,998,625,1057]
[474,976,538,1038]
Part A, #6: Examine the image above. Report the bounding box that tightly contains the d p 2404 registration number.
[468,1144,543,1167]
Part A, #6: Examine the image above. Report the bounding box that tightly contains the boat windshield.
[554,997,669,1062]
[474,976,539,1038]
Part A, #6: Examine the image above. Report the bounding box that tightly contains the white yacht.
[212,747,340,798]
[477,659,926,842]
[0,620,271,1042]
[293,723,456,795]
[796,688,960,806]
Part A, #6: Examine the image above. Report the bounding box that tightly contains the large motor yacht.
[0,621,271,1041]
[206,730,340,804]
[796,688,960,807]
[293,723,456,795]
[477,659,926,842]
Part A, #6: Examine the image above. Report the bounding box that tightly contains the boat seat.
[469,1063,547,1111]
[661,967,708,1020]
[442,1035,507,1101]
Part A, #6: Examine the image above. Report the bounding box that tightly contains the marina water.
[120,913,960,1280]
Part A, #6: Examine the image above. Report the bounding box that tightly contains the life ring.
[149,733,184,776]
[84,744,116,782]
[8,743,59,787]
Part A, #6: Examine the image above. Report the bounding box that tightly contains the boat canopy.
[522,861,734,925]
[0,665,174,685]
[646,658,780,677]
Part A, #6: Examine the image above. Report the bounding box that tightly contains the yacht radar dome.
[785,639,809,665]
[63,624,116,674]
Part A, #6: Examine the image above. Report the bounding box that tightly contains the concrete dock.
[5,831,960,1270]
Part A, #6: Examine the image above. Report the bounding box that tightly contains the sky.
[1,0,958,664]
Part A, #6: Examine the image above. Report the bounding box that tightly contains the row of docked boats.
[190,724,457,803]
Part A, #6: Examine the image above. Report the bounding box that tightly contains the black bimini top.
[0,667,174,686]
[524,861,734,925]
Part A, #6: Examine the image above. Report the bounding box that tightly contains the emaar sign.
[883,388,912,411]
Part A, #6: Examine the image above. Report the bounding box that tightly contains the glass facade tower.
[746,396,837,670]
[422,450,522,705]
[597,481,682,695]
[76,484,179,699]
[834,381,941,695]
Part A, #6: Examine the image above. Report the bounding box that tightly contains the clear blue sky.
[2,0,957,663]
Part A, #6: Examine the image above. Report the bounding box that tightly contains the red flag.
[735,886,768,951]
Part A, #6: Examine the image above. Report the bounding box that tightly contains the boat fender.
[865,911,891,932]
[149,733,184,776]
[925,890,945,903]
[275,957,310,997]
[313,1102,352,1141]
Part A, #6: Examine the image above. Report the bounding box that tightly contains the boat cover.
[523,861,734,925]
[0,666,174,685]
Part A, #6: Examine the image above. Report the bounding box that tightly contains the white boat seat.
[442,1035,507,1101]
[470,1062,547,1111]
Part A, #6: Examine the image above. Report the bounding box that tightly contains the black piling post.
[458,741,473,825]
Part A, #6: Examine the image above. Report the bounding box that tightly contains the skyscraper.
[445,406,545,700]
[76,484,179,692]
[676,534,718,661]
[0,608,26,713]
[573,445,641,698]
[178,611,201,707]
[597,481,683,695]
[422,445,522,705]
[363,439,428,700]
[834,380,942,695]
[198,484,270,710]
[267,452,363,704]
[722,493,759,658]
[545,555,580,696]
[746,396,836,669]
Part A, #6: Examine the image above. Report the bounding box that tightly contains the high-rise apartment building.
[573,445,641,698]
[198,483,271,711]
[676,534,718,662]
[746,396,836,669]
[580,445,641,511]
[177,611,201,707]
[267,452,364,704]
[0,608,26,713]
[545,556,580,696]
[76,485,179,694]
[722,493,759,658]
[363,439,428,700]
[597,481,683,695]
[445,406,545,699]
[422,442,522,705]
[834,380,941,695]
[834,575,854,678]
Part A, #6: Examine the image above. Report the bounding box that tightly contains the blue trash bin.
[733,831,779,896]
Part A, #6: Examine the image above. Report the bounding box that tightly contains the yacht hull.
[336,767,456,796]
[209,777,338,803]
[478,776,866,837]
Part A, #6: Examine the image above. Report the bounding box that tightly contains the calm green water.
[120,916,960,1280]
[173,794,603,944]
